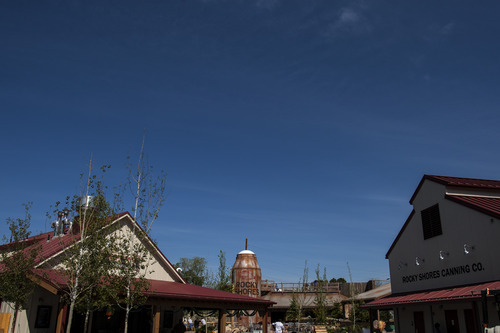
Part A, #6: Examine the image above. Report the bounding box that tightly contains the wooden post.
[218,309,226,333]
[152,306,161,333]
[263,311,268,333]
[56,304,68,333]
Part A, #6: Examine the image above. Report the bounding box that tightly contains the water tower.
[232,240,262,329]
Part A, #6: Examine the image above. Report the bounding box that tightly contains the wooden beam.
[28,275,58,295]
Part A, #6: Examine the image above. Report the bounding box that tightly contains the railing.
[261,281,340,293]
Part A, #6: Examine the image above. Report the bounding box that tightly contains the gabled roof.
[387,175,500,259]
[409,175,500,204]
[4,212,276,311]
[2,212,184,283]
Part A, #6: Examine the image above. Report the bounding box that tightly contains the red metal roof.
[364,280,500,308]
[147,280,275,306]
[446,195,500,219]
[427,175,500,189]
[410,175,500,204]
[30,269,274,308]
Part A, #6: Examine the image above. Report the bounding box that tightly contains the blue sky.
[2,0,500,283]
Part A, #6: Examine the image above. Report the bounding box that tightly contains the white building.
[0,212,274,333]
[366,175,500,333]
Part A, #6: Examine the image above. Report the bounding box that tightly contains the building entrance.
[445,310,460,333]
[413,311,425,333]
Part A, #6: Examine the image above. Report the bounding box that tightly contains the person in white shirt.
[273,320,285,333]
[188,318,193,330]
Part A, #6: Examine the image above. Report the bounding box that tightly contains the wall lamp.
[464,244,475,255]
[397,261,408,270]
[439,251,449,260]
[415,257,425,266]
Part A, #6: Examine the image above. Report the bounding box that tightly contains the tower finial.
[245,238,248,250]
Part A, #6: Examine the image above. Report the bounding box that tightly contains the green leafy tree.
[330,302,343,319]
[0,203,40,333]
[54,163,118,333]
[176,257,207,286]
[286,293,300,322]
[348,301,369,323]
[105,232,151,333]
[215,251,232,291]
[72,192,117,333]
[329,277,346,284]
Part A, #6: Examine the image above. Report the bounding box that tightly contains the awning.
[363,280,500,308]
[32,269,275,311]
[353,283,391,302]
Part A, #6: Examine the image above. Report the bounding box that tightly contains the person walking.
[273,319,285,333]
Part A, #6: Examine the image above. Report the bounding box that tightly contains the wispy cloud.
[423,21,456,42]
[323,6,372,39]
[440,22,455,35]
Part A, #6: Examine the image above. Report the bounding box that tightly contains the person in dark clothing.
[173,319,187,333]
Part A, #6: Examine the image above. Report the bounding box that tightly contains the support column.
[263,311,268,333]
[56,304,68,333]
[218,309,227,333]
[368,309,374,333]
[153,306,161,333]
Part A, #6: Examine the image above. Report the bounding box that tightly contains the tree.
[348,301,369,323]
[54,162,118,333]
[176,257,207,286]
[287,261,309,330]
[71,192,117,333]
[329,277,346,284]
[347,262,356,330]
[330,302,343,319]
[213,250,232,291]
[313,265,328,324]
[107,138,166,333]
[286,293,300,322]
[204,251,231,291]
[0,203,40,333]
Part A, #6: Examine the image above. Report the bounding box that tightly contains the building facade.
[366,175,500,332]
[0,212,274,333]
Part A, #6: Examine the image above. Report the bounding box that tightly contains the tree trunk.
[84,309,91,333]
[124,304,130,333]
[67,298,76,333]
[10,309,18,333]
